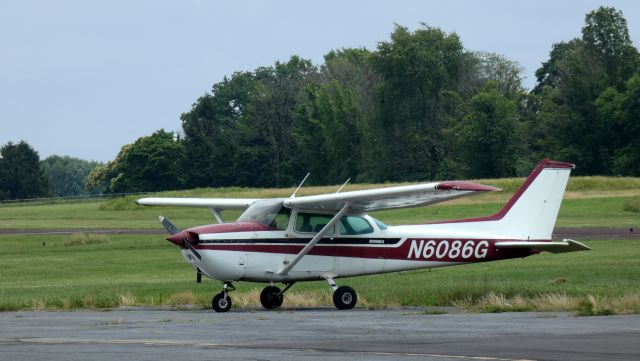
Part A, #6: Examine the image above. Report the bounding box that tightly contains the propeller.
[159,216,203,281]
[181,238,203,262]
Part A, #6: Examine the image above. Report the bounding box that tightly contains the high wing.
[284,181,499,212]
[136,197,258,210]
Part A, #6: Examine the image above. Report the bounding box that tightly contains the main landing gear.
[257,279,357,310]
[325,276,357,310]
[260,282,295,310]
[333,286,357,310]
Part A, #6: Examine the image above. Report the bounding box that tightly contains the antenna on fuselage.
[336,178,351,193]
[290,172,310,198]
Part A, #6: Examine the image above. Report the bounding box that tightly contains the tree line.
[2,7,639,200]
[90,6,639,193]
[0,141,102,200]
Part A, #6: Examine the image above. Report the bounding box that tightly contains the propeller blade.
[181,239,203,262]
[159,216,181,235]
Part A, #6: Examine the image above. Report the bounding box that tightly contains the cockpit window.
[237,199,290,230]
[295,213,335,234]
[339,215,374,235]
[373,218,388,230]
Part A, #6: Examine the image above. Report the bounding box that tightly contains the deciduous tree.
[42,155,102,197]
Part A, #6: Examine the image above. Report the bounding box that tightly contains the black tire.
[212,292,232,312]
[333,286,357,310]
[260,286,284,310]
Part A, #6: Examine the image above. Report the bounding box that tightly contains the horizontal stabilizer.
[159,216,180,235]
[495,239,591,253]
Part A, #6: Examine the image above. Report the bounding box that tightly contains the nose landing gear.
[212,282,235,312]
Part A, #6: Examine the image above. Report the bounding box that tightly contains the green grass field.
[0,234,638,314]
[0,175,639,314]
[1,195,638,229]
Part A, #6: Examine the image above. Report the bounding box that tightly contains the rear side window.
[339,216,374,235]
[295,213,335,234]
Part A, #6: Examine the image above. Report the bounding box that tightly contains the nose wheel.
[212,282,235,312]
[212,292,232,312]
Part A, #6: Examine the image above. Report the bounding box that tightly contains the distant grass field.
[0,234,637,314]
[1,176,639,230]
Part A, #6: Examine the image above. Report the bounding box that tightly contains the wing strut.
[277,202,350,276]
[209,208,225,224]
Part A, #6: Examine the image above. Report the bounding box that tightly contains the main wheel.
[260,286,284,310]
[333,286,357,310]
[212,292,232,312]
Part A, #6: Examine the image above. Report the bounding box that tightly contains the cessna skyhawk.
[137,159,590,312]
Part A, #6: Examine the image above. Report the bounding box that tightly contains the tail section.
[440,159,574,240]
[494,159,574,240]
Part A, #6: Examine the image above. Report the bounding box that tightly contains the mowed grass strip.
[0,195,637,229]
[1,175,640,229]
[1,234,638,314]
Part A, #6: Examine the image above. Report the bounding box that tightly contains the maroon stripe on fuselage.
[188,221,270,234]
[167,221,272,246]
[193,238,538,263]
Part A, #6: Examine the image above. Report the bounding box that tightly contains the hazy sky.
[1,0,639,162]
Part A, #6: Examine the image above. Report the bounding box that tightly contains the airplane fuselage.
[143,159,587,311]
[170,217,535,283]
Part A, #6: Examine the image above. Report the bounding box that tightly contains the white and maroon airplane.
[137,159,590,312]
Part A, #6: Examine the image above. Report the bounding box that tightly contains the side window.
[339,216,374,235]
[295,213,334,234]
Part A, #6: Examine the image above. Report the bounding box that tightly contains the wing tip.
[564,239,592,251]
[136,197,152,206]
[436,181,500,192]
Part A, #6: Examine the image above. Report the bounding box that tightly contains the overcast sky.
[1,0,639,162]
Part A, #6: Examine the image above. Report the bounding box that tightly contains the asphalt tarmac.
[0,309,638,361]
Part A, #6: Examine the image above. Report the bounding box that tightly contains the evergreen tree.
[0,141,49,200]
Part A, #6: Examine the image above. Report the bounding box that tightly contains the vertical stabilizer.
[435,159,574,240]
[493,160,574,240]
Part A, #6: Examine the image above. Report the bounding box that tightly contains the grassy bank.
[1,233,638,314]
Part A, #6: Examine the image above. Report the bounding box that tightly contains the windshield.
[371,217,388,230]
[237,199,290,230]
